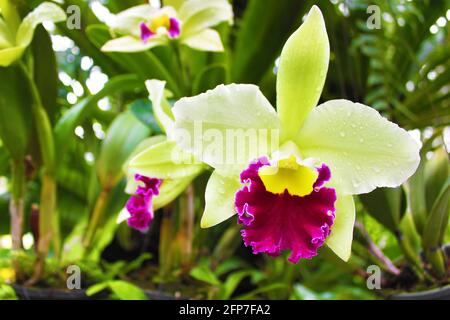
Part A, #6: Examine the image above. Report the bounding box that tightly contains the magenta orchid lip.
[235,157,336,263]
[126,174,162,232]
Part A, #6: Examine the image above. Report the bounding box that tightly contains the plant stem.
[83,188,110,250]
[355,222,401,276]
[179,184,194,270]
[19,61,59,283]
[10,160,25,251]
[10,160,25,279]
[172,41,190,95]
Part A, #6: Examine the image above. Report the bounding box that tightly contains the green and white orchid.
[101,0,233,53]
[169,6,421,262]
[0,1,66,67]
[118,80,205,231]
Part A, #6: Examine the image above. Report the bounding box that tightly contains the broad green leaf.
[422,178,450,249]
[31,26,57,122]
[193,63,226,95]
[179,0,233,37]
[326,194,355,262]
[96,113,150,188]
[129,99,163,134]
[219,270,252,300]
[0,65,32,160]
[296,99,421,195]
[359,187,406,233]
[231,0,305,84]
[108,280,148,300]
[201,171,241,228]
[425,147,449,212]
[173,84,280,176]
[277,5,330,141]
[54,74,143,156]
[183,28,224,52]
[129,140,203,179]
[86,282,109,297]
[190,263,221,286]
[154,173,199,210]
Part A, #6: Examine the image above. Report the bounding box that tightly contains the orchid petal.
[183,28,224,52]
[276,5,329,141]
[101,36,166,52]
[201,170,241,228]
[110,4,157,36]
[173,84,281,176]
[129,139,204,179]
[145,80,175,137]
[179,0,233,37]
[326,194,355,261]
[0,46,23,66]
[154,174,198,210]
[0,18,14,48]
[16,2,66,47]
[297,99,421,195]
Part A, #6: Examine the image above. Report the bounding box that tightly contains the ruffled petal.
[235,158,336,263]
[126,174,161,232]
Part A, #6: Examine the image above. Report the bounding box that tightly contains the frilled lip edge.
[126,174,162,233]
[140,17,181,42]
[235,157,337,263]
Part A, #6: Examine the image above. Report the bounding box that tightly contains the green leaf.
[129,99,163,134]
[219,270,252,300]
[0,65,32,160]
[231,0,305,84]
[423,178,450,249]
[190,263,221,286]
[54,74,143,155]
[193,63,226,95]
[86,282,109,297]
[359,187,406,233]
[96,112,150,188]
[108,280,148,300]
[425,147,449,213]
[31,26,58,122]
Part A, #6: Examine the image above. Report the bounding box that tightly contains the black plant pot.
[13,285,182,300]
[389,284,450,300]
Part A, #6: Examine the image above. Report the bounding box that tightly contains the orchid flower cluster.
[123,6,420,263]
[0,1,66,67]
[102,0,233,53]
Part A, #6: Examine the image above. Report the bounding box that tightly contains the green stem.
[178,184,194,270]
[19,61,59,282]
[395,231,428,281]
[172,41,190,96]
[10,160,25,251]
[83,188,110,250]
[425,248,447,279]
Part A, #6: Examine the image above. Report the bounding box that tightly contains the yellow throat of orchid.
[149,14,171,32]
[258,155,318,197]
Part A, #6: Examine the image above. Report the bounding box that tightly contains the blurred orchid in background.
[0,1,66,66]
[118,80,205,231]
[101,0,233,53]
[171,6,421,263]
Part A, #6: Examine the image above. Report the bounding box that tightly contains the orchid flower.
[0,1,66,67]
[101,0,233,53]
[118,80,205,231]
[170,6,421,262]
